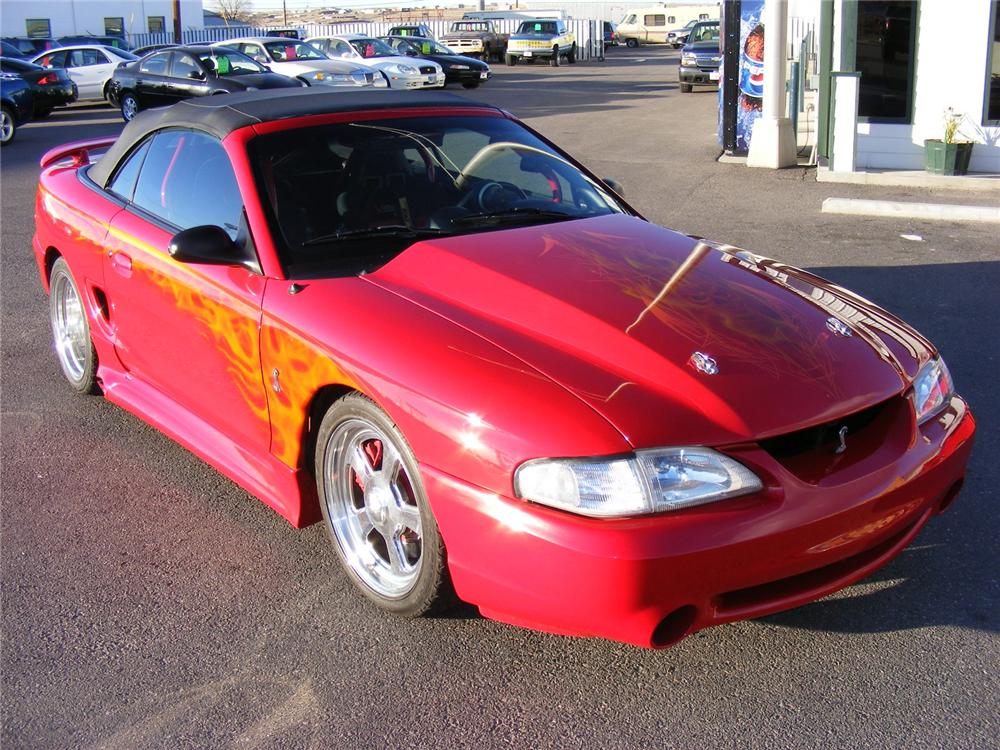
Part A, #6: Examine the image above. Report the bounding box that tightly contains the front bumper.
[423,397,975,648]
[385,71,446,89]
[679,65,720,85]
[507,51,556,61]
[445,68,491,85]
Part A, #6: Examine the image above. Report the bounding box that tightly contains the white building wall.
[856,0,999,173]
[1,0,204,39]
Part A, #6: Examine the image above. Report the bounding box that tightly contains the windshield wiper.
[300,225,450,247]
[450,208,579,226]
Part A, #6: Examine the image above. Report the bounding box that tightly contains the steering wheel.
[456,181,528,212]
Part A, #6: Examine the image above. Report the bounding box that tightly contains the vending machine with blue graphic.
[719,0,766,155]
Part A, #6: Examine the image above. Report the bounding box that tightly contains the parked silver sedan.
[306,35,444,90]
[211,37,384,88]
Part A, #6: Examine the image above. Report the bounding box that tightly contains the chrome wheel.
[323,417,424,599]
[0,108,14,144]
[50,268,89,383]
[121,94,138,122]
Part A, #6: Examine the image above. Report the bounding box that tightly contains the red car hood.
[367,214,933,448]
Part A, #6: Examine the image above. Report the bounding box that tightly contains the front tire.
[0,106,15,146]
[316,393,455,617]
[550,46,560,67]
[120,91,139,122]
[505,53,516,66]
[48,258,99,394]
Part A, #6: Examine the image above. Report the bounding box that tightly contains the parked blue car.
[1,72,34,145]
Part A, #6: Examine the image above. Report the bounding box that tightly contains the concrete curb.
[821,197,1000,224]
[817,165,1000,192]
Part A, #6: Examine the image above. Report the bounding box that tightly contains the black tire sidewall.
[1,106,15,146]
[49,258,99,394]
[314,393,452,617]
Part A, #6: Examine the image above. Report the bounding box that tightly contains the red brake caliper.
[354,439,383,489]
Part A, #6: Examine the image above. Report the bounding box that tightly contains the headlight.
[450,64,470,70]
[681,53,697,65]
[514,447,763,518]
[393,64,418,75]
[912,357,954,424]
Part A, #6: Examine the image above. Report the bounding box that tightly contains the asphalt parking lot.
[2,45,998,748]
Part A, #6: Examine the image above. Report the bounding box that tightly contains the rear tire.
[567,44,577,63]
[120,91,139,122]
[626,38,639,48]
[48,258,99,394]
[0,106,16,146]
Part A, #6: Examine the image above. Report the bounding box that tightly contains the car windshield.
[349,38,397,58]
[690,25,720,42]
[250,115,629,277]
[263,40,324,60]
[453,23,489,32]
[404,39,455,56]
[517,21,557,35]
[106,46,138,60]
[196,50,266,75]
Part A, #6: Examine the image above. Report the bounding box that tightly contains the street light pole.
[283,0,288,26]
[172,0,182,43]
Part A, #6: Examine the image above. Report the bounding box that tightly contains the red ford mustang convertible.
[35,90,975,648]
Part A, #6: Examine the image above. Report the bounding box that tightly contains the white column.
[746,0,797,168]
[830,72,860,172]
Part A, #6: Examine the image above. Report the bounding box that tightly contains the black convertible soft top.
[89,88,499,188]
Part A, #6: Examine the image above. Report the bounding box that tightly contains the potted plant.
[924,108,975,175]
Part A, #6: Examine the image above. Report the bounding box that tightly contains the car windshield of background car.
[518,22,557,35]
[264,41,324,61]
[350,38,396,59]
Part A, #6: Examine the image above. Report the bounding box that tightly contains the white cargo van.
[617,5,717,48]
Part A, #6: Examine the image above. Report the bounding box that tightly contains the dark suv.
[678,21,720,93]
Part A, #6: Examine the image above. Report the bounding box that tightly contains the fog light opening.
[936,479,964,515]
[651,605,698,648]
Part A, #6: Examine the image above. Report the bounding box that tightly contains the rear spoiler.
[39,136,118,171]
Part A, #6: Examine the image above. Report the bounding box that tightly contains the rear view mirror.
[603,177,625,197]
[168,225,239,265]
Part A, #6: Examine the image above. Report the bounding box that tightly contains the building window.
[644,15,665,26]
[104,17,125,37]
[26,18,51,37]
[987,0,1000,123]
[855,0,916,121]
[148,16,165,34]
[668,16,676,24]
[699,14,709,20]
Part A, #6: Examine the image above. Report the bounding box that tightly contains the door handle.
[110,250,133,276]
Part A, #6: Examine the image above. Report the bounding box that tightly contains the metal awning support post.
[747,0,797,168]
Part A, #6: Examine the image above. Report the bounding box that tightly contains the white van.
[617,5,717,48]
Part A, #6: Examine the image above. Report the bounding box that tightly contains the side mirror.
[168,225,240,265]
[603,177,625,197]
[187,69,206,80]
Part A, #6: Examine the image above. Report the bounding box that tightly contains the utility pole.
[172,0,181,43]
[283,0,288,26]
